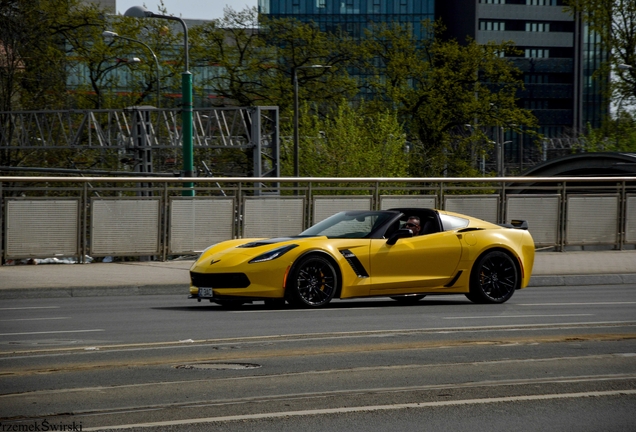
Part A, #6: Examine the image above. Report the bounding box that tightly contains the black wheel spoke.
[289,257,337,307]
[469,251,518,304]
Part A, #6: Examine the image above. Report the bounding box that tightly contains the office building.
[437,0,607,158]
[260,0,608,169]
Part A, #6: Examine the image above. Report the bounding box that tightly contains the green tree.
[566,0,636,103]
[0,0,106,168]
[282,99,409,179]
[363,22,537,177]
[70,4,184,110]
[190,7,361,110]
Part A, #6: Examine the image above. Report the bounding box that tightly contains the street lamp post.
[616,64,633,148]
[102,31,161,109]
[125,5,194,196]
[292,65,331,180]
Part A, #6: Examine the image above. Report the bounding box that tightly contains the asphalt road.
[1,285,635,431]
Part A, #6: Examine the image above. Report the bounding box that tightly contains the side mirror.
[386,228,413,245]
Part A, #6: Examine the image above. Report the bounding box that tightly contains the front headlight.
[249,244,298,263]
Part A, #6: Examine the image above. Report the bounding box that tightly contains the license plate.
[199,287,214,297]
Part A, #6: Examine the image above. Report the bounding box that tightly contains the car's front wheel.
[467,250,518,304]
[286,255,338,308]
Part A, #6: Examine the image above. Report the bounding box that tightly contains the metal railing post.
[162,181,169,261]
[82,182,88,263]
[559,181,567,252]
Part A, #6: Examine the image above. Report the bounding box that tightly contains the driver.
[405,216,421,236]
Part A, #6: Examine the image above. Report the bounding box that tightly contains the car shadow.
[154,296,472,312]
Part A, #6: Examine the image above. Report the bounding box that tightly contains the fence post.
[559,181,567,252]
[237,182,243,239]
[82,182,88,263]
[619,180,626,250]
[162,181,169,261]
[0,181,3,262]
[307,181,313,228]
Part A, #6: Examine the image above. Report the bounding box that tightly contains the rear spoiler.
[498,220,529,230]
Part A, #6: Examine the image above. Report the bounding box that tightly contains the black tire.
[467,250,518,304]
[286,255,338,308]
[390,294,425,304]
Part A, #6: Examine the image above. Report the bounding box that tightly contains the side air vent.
[340,249,369,278]
[444,270,463,287]
[458,227,483,233]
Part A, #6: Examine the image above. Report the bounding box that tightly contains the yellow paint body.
[189,210,535,301]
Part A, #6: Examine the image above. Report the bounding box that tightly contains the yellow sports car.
[189,208,535,308]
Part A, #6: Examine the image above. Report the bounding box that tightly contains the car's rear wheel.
[390,294,425,304]
[467,250,518,304]
[286,255,338,308]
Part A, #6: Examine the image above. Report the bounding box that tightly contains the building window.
[480,0,506,4]
[479,20,506,31]
[372,0,380,13]
[525,22,550,32]
[526,0,558,5]
[525,48,550,58]
[317,0,326,8]
[525,74,549,83]
[524,100,549,109]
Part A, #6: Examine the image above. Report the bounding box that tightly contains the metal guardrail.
[1,176,635,262]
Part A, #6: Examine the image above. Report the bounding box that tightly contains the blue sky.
[116,0,258,20]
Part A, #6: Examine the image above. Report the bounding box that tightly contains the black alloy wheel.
[467,250,518,304]
[287,255,338,308]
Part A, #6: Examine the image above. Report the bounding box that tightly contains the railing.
[1,176,635,262]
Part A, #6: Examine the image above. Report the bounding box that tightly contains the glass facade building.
[261,0,608,171]
[444,0,608,165]
[259,0,435,40]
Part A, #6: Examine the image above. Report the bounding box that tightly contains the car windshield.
[299,211,396,238]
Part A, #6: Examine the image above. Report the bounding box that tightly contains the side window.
[440,214,469,231]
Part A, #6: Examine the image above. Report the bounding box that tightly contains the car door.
[368,230,462,294]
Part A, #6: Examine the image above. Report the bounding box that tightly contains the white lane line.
[83,389,636,431]
[230,308,381,314]
[0,317,70,322]
[519,302,636,306]
[0,306,60,311]
[443,314,594,320]
[0,329,104,336]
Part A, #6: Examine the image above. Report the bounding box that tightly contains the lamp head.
[102,31,118,39]
[124,5,153,18]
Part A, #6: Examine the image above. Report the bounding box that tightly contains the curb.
[528,274,636,287]
[0,285,184,300]
[0,274,634,300]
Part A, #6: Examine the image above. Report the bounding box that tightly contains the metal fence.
[1,176,635,261]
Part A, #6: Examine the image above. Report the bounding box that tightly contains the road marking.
[83,389,636,430]
[519,302,636,306]
[443,314,594,320]
[0,306,60,311]
[3,365,632,398]
[0,317,69,322]
[0,329,104,336]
